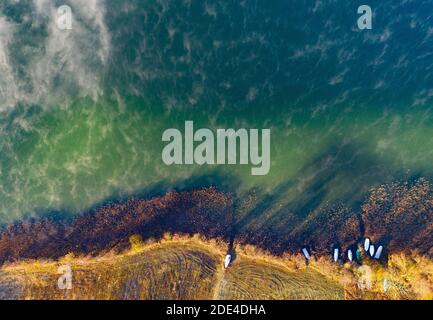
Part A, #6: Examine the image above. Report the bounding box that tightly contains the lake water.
[0,0,432,223]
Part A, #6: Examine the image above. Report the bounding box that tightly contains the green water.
[0,0,433,223]
[1,97,432,223]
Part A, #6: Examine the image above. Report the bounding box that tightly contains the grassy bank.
[0,234,431,300]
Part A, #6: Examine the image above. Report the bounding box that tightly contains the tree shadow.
[231,141,403,254]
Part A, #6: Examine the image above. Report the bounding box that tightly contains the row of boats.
[223,239,389,292]
[302,238,384,263]
[223,238,384,269]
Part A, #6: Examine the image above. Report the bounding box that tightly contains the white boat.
[374,245,383,259]
[224,254,231,268]
[333,248,339,262]
[369,244,375,257]
[364,238,370,252]
[347,249,353,262]
[302,248,310,261]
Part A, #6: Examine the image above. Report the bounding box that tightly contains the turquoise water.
[0,0,433,223]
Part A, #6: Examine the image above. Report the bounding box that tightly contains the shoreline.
[0,179,432,266]
[1,234,432,300]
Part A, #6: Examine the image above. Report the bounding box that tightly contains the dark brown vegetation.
[0,188,232,264]
[0,178,432,265]
[362,178,433,256]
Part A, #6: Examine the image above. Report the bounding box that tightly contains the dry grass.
[0,234,224,300]
[0,234,431,300]
[217,259,344,299]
